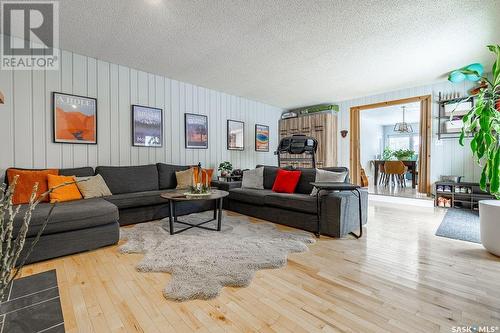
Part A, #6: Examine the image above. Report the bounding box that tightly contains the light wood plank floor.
[21,200,500,333]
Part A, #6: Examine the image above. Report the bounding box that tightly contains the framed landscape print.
[53,92,97,144]
[132,105,163,147]
[255,124,269,152]
[227,120,244,150]
[185,113,208,149]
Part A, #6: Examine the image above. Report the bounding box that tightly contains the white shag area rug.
[119,211,315,301]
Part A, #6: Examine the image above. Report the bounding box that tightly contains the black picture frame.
[131,104,163,147]
[185,113,208,149]
[255,124,270,152]
[52,92,97,144]
[227,120,245,151]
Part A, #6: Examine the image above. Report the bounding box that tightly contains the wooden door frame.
[349,95,432,194]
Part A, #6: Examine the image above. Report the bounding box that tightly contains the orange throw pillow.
[47,174,82,203]
[7,169,59,204]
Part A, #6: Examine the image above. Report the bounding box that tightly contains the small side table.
[310,182,363,239]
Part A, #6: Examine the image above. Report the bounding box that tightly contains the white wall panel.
[0,47,282,181]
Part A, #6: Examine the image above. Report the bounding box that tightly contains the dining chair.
[383,161,407,187]
[378,163,387,185]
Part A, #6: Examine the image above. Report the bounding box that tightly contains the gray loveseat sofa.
[5,163,213,264]
[215,166,368,238]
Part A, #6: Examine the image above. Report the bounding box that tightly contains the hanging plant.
[448,45,500,198]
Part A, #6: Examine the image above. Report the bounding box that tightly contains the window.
[387,136,410,151]
[387,134,420,154]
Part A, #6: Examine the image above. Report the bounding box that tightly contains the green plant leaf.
[476,132,485,159]
[470,136,478,153]
[459,130,465,146]
[484,133,493,148]
[490,150,500,194]
[462,112,470,124]
[480,165,488,191]
[487,44,500,83]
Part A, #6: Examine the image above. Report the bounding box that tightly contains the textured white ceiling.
[361,102,420,126]
[52,0,500,108]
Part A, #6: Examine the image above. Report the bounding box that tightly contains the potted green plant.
[382,147,394,160]
[448,44,500,256]
[218,161,233,177]
[393,149,416,161]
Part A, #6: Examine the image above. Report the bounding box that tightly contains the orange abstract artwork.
[53,92,97,144]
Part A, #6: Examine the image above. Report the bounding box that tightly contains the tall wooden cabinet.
[278,112,337,168]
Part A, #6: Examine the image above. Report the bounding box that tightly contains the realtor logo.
[1,1,59,70]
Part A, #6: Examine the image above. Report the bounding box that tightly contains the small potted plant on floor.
[218,161,233,177]
[448,44,500,256]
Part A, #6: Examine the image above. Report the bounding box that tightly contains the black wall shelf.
[437,96,474,140]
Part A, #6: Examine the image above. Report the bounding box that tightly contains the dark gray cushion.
[22,222,119,264]
[265,192,317,214]
[228,188,273,205]
[95,165,159,194]
[103,190,167,209]
[13,198,119,238]
[60,167,94,178]
[157,163,189,189]
[257,165,280,189]
[293,168,317,194]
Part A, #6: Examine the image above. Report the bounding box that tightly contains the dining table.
[371,160,418,188]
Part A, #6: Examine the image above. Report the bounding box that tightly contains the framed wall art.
[185,113,208,149]
[227,120,244,150]
[132,105,163,147]
[53,92,97,144]
[255,124,269,152]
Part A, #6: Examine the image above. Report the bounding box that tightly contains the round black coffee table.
[160,189,229,235]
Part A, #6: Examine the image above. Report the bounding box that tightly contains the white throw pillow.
[75,174,112,198]
[310,169,347,196]
[241,167,264,189]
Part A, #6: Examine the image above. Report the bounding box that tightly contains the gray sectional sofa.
[215,166,368,238]
[5,163,213,264]
[5,163,366,264]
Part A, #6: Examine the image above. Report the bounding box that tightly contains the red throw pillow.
[272,169,302,193]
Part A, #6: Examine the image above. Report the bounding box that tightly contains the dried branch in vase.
[0,177,77,300]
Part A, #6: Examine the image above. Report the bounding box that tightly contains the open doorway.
[360,102,424,198]
[350,95,432,198]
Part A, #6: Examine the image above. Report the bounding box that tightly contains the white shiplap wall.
[0,49,282,180]
[336,80,483,183]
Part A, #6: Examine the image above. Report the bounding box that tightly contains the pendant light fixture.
[394,106,413,133]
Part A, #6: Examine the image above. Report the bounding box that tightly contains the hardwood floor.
[21,199,500,333]
[368,182,431,200]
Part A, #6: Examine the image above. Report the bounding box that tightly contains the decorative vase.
[221,171,228,177]
[479,200,500,256]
